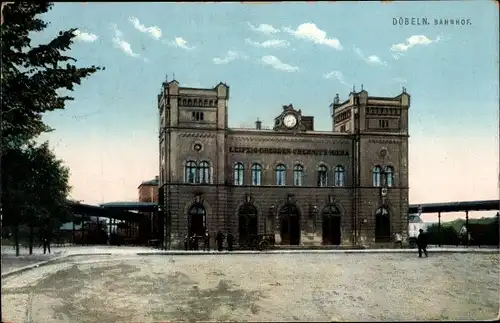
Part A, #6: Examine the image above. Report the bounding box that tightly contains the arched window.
[209,100,213,106]
[276,164,286,186]
[251,163,262,186]
[182,99,187,105]
[198,161,210,184]
[193,99,198,106]
[233,162,244,185]
[334,165,345,187]
[384,166,394,187]
[185,161,197,184]
[372,166,382,187]
[204,99,208,106]
[293,165,304,186]
[188,99,192,106]
[317,164,328,187]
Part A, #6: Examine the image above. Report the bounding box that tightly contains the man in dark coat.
[184,234,189,251]
[42,228,52,254]
[226,230,234,251]
[417,229,428,258]
[215,230,224,252]
[203,230,210,251]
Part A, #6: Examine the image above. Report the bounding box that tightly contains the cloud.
[212,51,247,65]
[167,37,195,50]
[390,35,441,59]
[111,24,140,58]
[129,16,162,40]
[261,55,298,72]
[353,46,387,66]
[247,22,280,35]
[284,23,342,50]
[73,30,98,43]
[324,70,349,86]
[245,38,290,48]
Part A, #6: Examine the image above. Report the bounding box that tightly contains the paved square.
[2,253,499,322]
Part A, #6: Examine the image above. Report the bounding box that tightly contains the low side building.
[158,80,410,249]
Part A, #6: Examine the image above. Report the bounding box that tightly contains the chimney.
[255,118,262,130]
[155,176,159,181]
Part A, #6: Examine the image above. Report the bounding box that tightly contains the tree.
[1,2,103,148]
[1,2,103,255]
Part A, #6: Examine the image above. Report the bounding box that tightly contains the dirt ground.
[2,253,499,322]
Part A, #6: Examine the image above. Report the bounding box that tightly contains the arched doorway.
[188,204,206,237]
[238,204,258,247]
[279,204,301,245]
[322,205,341,245]
[375,206,391,242]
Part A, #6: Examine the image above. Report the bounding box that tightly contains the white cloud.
[324,70,349,86]
[212,51,247,65]
[245,38,290,49]
[73,30,98,43]
[261,55,298,72]
[284,23,342,50]
[247,22,280,35]
[129,16,162,40]
[167,37,195,50]
[390,35,441,55]
[111,24,140,58]
[353,46,387,66]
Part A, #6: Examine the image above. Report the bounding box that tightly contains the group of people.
[394,229,428,257]
[184,230,235,252]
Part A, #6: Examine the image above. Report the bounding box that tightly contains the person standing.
[203,231,210,251]
[43,227,52,254]
[184,234,189,251]
[215,230,224,252]
[191,233,199,251]
[226,230,234,252]
[394,232,403,249]
[417,229,428,258]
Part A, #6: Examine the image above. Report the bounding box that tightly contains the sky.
[30,2,499,223]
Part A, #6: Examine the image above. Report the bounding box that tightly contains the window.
[334,165,345,187]
[293,165,303,186]
[209,100,213,106]
[384,166,394,187]
[251,163,262,186]
[317,165,328,187]
[185,161,197,184]
[276,164,286,186]
[191,112,205,121]
[204,99,208,106]
[188,99,192,106]
[379,119,389,129]
[198,161,210,184]
[340,124,346,132]
[372,166,382,187]
[233,162,244,186]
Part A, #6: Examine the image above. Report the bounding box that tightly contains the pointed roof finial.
[361,84,364,91]
[402,86,406,93]
[165,73,168,82]
[172,72,175,80]
[352,85,356,92]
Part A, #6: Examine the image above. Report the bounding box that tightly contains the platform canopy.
[67,200,151,222]
[99,201,158,212]
[409,200,500,214]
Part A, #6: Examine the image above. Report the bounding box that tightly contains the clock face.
[283,114,297,128]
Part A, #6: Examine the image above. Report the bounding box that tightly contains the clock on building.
[283,114,297,128]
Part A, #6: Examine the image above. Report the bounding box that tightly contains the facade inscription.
[228,146,349,156]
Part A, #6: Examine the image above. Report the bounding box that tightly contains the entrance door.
[375,207,391,242]
[322,205,342,245]
[279,204,300,245]
[238,204,258,247]
[188,204,206,237]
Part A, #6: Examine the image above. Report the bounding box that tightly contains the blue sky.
[33,2,498,221]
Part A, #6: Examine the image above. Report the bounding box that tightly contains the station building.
[157,79,410,249]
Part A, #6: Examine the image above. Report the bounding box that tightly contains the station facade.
[157,80,410,249]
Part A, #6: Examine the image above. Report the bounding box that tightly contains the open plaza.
[1,247,499,322]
